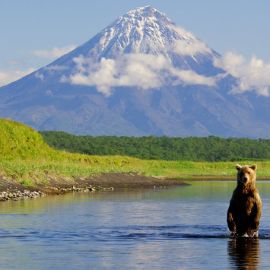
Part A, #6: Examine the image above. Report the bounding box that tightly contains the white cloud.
[45,89,53,96]
[44,65,68,72]
[69,53,216,96]
[169,25,196,41]
[33,45,76,59]
[170,68,216,86]
[34,65,69,81]
[169,25,212,56]
[34,72,44,81]
[214,52,270,96]
[173,40,211,56]
[0,68,35,87]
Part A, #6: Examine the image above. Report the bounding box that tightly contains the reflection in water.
[228,238,260,270]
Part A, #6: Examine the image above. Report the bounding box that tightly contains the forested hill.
[40,131,270,162]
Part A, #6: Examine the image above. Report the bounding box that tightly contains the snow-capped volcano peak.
[125,5,170,23]
[123,5,195,40]
[76,6,215,61]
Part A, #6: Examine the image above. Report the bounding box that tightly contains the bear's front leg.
[248,194,262,237]
[227,206,236,235]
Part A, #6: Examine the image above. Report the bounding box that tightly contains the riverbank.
[1,157,270,199]
[0,172,187,201]
[1,170,270,202]
[1,118,270,200]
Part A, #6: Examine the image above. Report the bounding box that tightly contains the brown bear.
[227,164,262,237]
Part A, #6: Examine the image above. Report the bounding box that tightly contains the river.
[0,181,270,269]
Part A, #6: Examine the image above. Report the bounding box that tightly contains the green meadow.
[1,119,270,188]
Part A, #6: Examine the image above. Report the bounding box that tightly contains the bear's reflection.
[228,238,260,270]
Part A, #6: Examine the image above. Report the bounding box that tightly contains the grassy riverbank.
[0,119,270,190]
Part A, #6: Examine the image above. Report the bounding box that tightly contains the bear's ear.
[236,164,242,171]
[249,164,257,171]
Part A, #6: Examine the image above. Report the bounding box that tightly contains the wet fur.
[227,164,262,237]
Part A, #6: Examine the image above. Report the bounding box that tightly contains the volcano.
[0,6,269,137]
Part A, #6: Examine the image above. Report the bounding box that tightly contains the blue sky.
[0,0,270,85]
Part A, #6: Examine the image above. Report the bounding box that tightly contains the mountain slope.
[0,6,270,137]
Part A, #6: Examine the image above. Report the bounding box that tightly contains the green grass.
[0,119,54,160]
[0,118,270,188]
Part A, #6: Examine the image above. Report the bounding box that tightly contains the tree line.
[40,131,270,162]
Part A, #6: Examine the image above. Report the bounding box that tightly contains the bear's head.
[236,164,257,187]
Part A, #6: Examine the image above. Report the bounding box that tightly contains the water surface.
[0,181,270,269]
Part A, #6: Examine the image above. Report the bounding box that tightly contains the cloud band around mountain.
[214,52,270,96]
[68,53,216,96]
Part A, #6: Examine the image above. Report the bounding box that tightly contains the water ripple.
[1,225,269,243]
